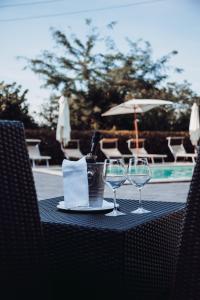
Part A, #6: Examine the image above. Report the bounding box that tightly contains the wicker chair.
[0,121,49,299]
[170,150,200,299]
[0,121,83,299]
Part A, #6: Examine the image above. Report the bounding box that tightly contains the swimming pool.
[149,164,194,183]
[34,163,194,183]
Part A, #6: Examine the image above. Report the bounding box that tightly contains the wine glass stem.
[138,188,142,208]
[113,189,117,212]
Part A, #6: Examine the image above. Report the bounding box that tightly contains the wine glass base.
[105,209,126,217]
[131,207,151,214]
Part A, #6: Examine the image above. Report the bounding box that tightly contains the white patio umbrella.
[56,95,71,147]
[189,102,200,148]
[102,98,173,151]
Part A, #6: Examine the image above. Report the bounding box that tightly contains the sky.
[0,0,200,116]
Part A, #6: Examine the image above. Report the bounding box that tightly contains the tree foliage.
[25,20,199,131]
[0,81,37,128]
[39,94,59,129]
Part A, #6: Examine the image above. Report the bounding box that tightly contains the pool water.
[34,163,194,183]
[150,165,194,182]
[106,164,194,182]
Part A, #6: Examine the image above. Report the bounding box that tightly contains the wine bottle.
[86,131,101,163]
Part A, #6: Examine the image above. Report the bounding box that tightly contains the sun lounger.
[166,137,197,163]
[127,138,167,163]
[99,138,132,159]
[26,139,51,167]
[61,139,83,160]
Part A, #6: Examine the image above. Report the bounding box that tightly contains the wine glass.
[103,159,126,217]
[127,157,151,214]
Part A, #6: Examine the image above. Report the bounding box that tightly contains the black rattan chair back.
[0,121,44,298]
[171,151,200,299]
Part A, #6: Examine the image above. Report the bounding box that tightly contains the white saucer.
[57,200,119,212]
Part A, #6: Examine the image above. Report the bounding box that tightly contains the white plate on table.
[57,200,119,212]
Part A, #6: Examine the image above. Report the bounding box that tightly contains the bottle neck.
[86,153,97,163]
[86,132,100,163]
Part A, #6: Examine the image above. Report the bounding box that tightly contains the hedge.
[25,129,193,165]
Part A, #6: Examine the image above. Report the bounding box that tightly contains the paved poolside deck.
[33,171,190,203]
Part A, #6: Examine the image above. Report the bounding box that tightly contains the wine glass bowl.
[127,158,151,214]
[103,159,126,216]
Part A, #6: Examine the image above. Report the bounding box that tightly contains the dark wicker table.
[39,197,185,299]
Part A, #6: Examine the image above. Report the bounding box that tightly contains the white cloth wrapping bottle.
[62,157,89,208]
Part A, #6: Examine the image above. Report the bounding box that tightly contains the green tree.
[135,81,200,131]
[0,81,37,128]
[39,94,59,129]
[24,20,198,131]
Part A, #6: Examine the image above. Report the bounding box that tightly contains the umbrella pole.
[134,110,139,155]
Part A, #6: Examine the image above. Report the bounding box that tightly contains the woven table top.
[39,197,185,231]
